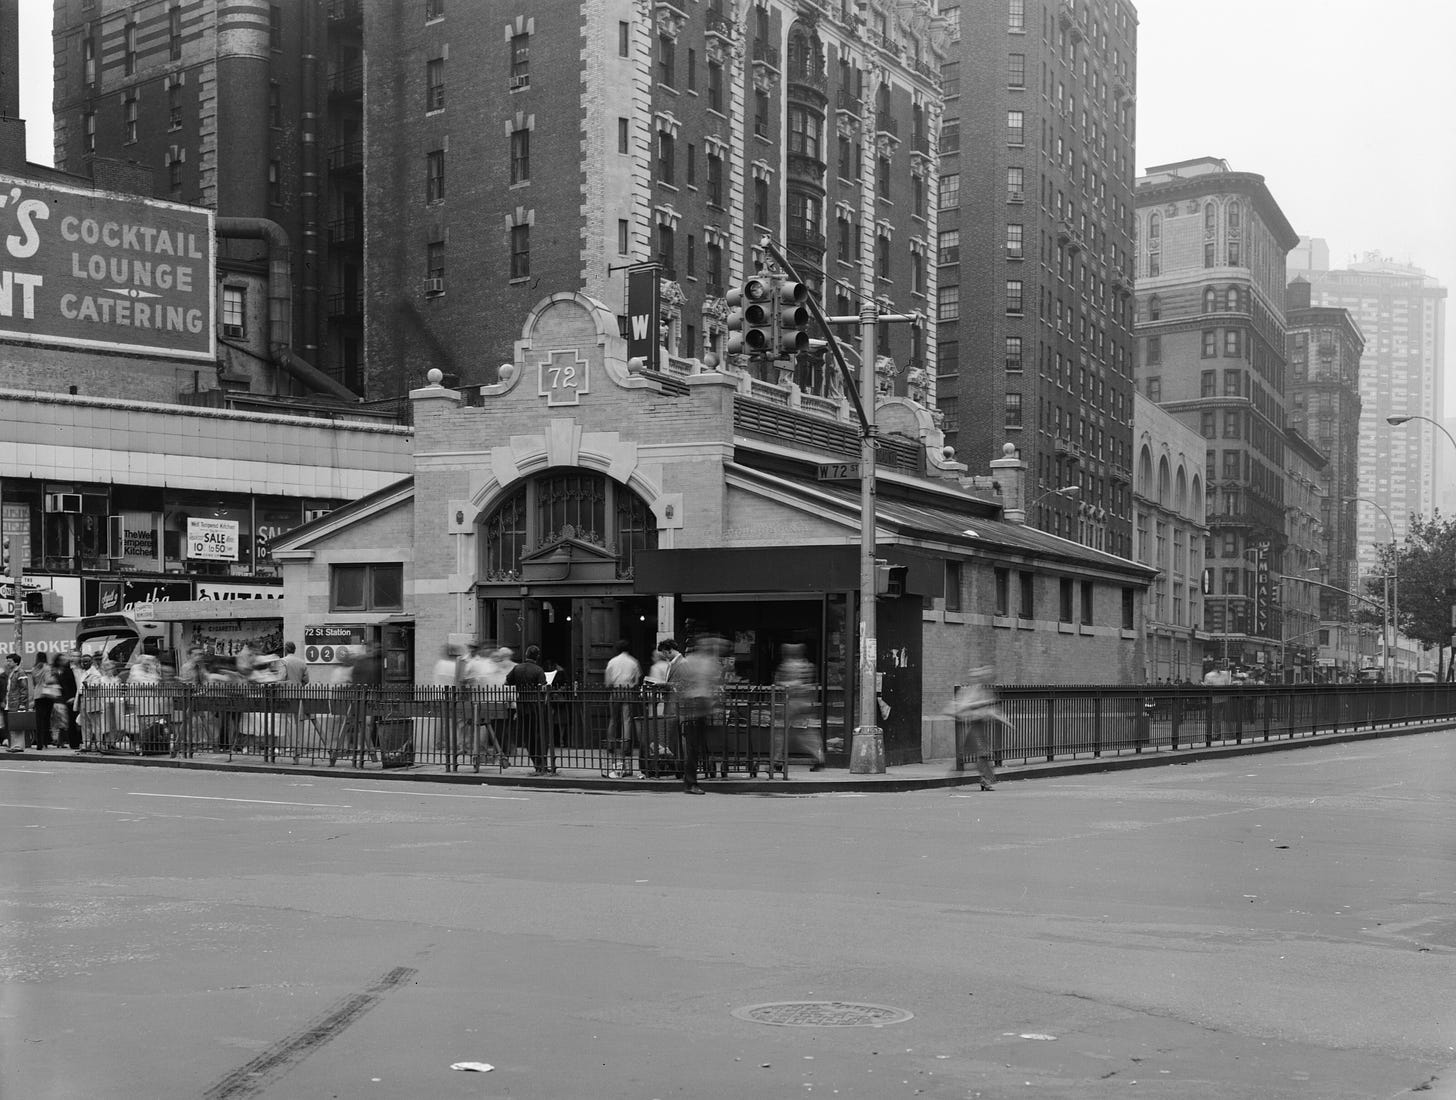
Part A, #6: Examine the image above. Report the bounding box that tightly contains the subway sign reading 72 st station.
[0,173,215,361]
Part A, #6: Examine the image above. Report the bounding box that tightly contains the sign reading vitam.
[0,173,215,361]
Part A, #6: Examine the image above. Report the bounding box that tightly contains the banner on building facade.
[0,173,215,361]
[1254,541,1272,637]
[194,580,284,602]
[624,263,661,373]
[303,624,369,667]
[88,578,194,616]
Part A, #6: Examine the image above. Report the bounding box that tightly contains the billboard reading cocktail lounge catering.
[0,173,215,361]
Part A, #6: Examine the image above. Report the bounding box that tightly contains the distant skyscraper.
[1134,157,1300,669]
[1295,241,1449,573]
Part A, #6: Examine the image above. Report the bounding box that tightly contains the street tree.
[1367,512,1456,679]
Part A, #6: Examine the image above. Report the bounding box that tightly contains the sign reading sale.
[186,517,239,561]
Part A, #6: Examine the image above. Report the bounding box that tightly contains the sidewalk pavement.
[10,717,1454,793]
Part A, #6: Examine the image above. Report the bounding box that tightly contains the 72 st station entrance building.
[273,294,1155,765]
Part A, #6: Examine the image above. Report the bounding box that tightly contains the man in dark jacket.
[55,654,81,750]
[506,645,551,774]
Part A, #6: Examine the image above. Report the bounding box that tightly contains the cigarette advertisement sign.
[0,173,215,361]
[187,517,239,561]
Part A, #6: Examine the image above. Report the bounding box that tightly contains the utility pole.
[758,223,918,775]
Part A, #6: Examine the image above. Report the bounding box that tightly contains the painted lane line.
[0,801,149,815]
[339,786,529,801]
[128,793,353,808]
[0,767,58,774]
[0,800,226,821]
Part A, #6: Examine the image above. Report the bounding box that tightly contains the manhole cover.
[731,1001,914,1027]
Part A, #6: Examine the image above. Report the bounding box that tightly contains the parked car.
[1414,670,1439,684]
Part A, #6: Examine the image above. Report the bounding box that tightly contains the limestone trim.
[466,420,667,530]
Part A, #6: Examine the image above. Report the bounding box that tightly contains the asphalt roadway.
[2,733,1453,1099]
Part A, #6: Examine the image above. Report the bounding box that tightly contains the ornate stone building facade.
[361,0,947,406]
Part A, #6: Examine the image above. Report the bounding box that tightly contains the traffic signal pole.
[758,235,920,774]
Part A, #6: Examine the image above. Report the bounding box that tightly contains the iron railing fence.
[965,682,1456,767]
[63,681,1456,776]
[71,684,794,778]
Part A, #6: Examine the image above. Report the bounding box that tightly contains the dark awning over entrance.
[633,546,942,597]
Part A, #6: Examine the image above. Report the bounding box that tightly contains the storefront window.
[165,492,252,576]
[254,496,308,578]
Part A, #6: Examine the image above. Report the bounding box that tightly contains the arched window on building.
[1203,287,1217,313]
[479,469,658,582]
[1148,212,1160,240]
[1226,286,1240,312]
[1148,294,1161,321]
[1204,202,1216,232]
[1227,200,1240,231]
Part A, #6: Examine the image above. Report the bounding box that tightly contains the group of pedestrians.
[3,650,129,752]
[438,642,565,774]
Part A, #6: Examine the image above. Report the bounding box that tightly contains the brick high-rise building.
[936,0,1139,557]
[51,0,366,393]
[1291,243,1449,576]
[1284,277,1364,628]
[362,0,946,405]
[1134,157,1300,670]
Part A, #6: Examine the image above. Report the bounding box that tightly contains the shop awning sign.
[187,517,239,561]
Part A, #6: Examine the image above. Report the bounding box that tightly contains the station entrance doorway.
[477,593,658,686]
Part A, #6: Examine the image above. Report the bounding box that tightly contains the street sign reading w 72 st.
[817,461,862,481]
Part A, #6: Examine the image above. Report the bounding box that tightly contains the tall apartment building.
[51,0,367,393]
[1290,242,1449,574]
[362,0,945,405]
[937,0,1138,556]
[1284,277,1364,622]
[1134,158,1299,670]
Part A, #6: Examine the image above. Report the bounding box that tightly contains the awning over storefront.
[633,545,943,597]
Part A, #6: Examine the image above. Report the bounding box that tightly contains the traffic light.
[23,590,61,619]
[726,277,773,356]
[775,280,810,356]
[873,559,906,598]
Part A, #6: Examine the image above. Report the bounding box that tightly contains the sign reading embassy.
[0,173,215,361]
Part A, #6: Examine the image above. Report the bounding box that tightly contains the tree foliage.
[1368,512,1456,654]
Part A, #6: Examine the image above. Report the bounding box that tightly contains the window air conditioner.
[44,492,82,513]
[222,323,245,338]
[424,277,445,295]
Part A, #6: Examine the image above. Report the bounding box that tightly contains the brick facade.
[275,291,1154,765]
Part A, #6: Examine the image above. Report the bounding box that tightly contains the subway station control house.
[272,294,1155,765]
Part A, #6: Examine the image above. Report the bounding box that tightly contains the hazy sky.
[17,0,1456,407]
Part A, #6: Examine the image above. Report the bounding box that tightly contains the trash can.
[377,717,414,768]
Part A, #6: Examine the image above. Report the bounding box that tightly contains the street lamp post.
[1386,413,1456,456]
[1348,497,1399,680]
[1288,571,1394,681]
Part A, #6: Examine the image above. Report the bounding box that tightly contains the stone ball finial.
[426,368,443,386]
[942,445,956,461]
[1002,442,1017,456]
[499,363,515,383]
[702,351,720,369]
